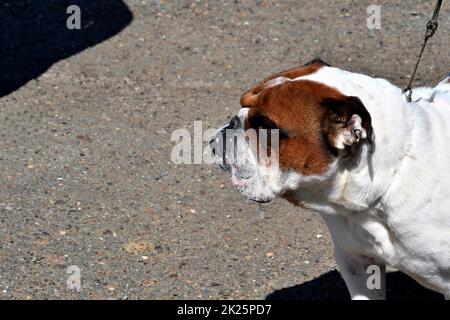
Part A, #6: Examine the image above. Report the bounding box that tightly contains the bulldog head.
[210,60,373,204]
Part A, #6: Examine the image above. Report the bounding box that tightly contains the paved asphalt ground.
[0,0,449,300]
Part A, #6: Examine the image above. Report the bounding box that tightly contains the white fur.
[221,67,450,299]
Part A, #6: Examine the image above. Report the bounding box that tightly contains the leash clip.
[402,86,413,102]
[402,0,442,104]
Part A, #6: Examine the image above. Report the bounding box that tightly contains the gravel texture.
[0,0,448,300]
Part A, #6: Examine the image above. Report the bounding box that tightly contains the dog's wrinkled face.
[210,61,373,203]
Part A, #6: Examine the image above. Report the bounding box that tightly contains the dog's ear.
[303,58,331,67]
[321,96,373,153]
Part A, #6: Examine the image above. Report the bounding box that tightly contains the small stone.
[316,234,323,239]
[124,241,153,253]
[141,256,148,260]
[209,282,221,287]
[266,252,274,258]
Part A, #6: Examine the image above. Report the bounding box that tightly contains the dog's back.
[412,75,450,105]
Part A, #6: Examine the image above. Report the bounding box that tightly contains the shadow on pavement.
[266,269,444,300]
[0,0,133,97]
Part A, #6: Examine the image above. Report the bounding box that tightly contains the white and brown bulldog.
[210,59,450,300]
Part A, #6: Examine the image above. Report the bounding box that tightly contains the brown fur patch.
[240,63,325,108]
[241,67,372,176]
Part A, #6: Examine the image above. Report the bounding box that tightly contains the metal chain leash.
[403,0,444,102]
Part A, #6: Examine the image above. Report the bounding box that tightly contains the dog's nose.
[228,115,241,130]
[210,116,241,156]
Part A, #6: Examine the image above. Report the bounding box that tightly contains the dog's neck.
[331,77,415,212]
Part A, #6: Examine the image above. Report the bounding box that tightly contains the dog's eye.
[249,115,278,131]
[335,118,347,124]
[249,115,288,139]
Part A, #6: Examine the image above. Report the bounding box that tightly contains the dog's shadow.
[266,270,444,300]
[0,0,133,97]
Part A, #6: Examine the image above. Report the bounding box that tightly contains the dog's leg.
[334,245,386,300]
